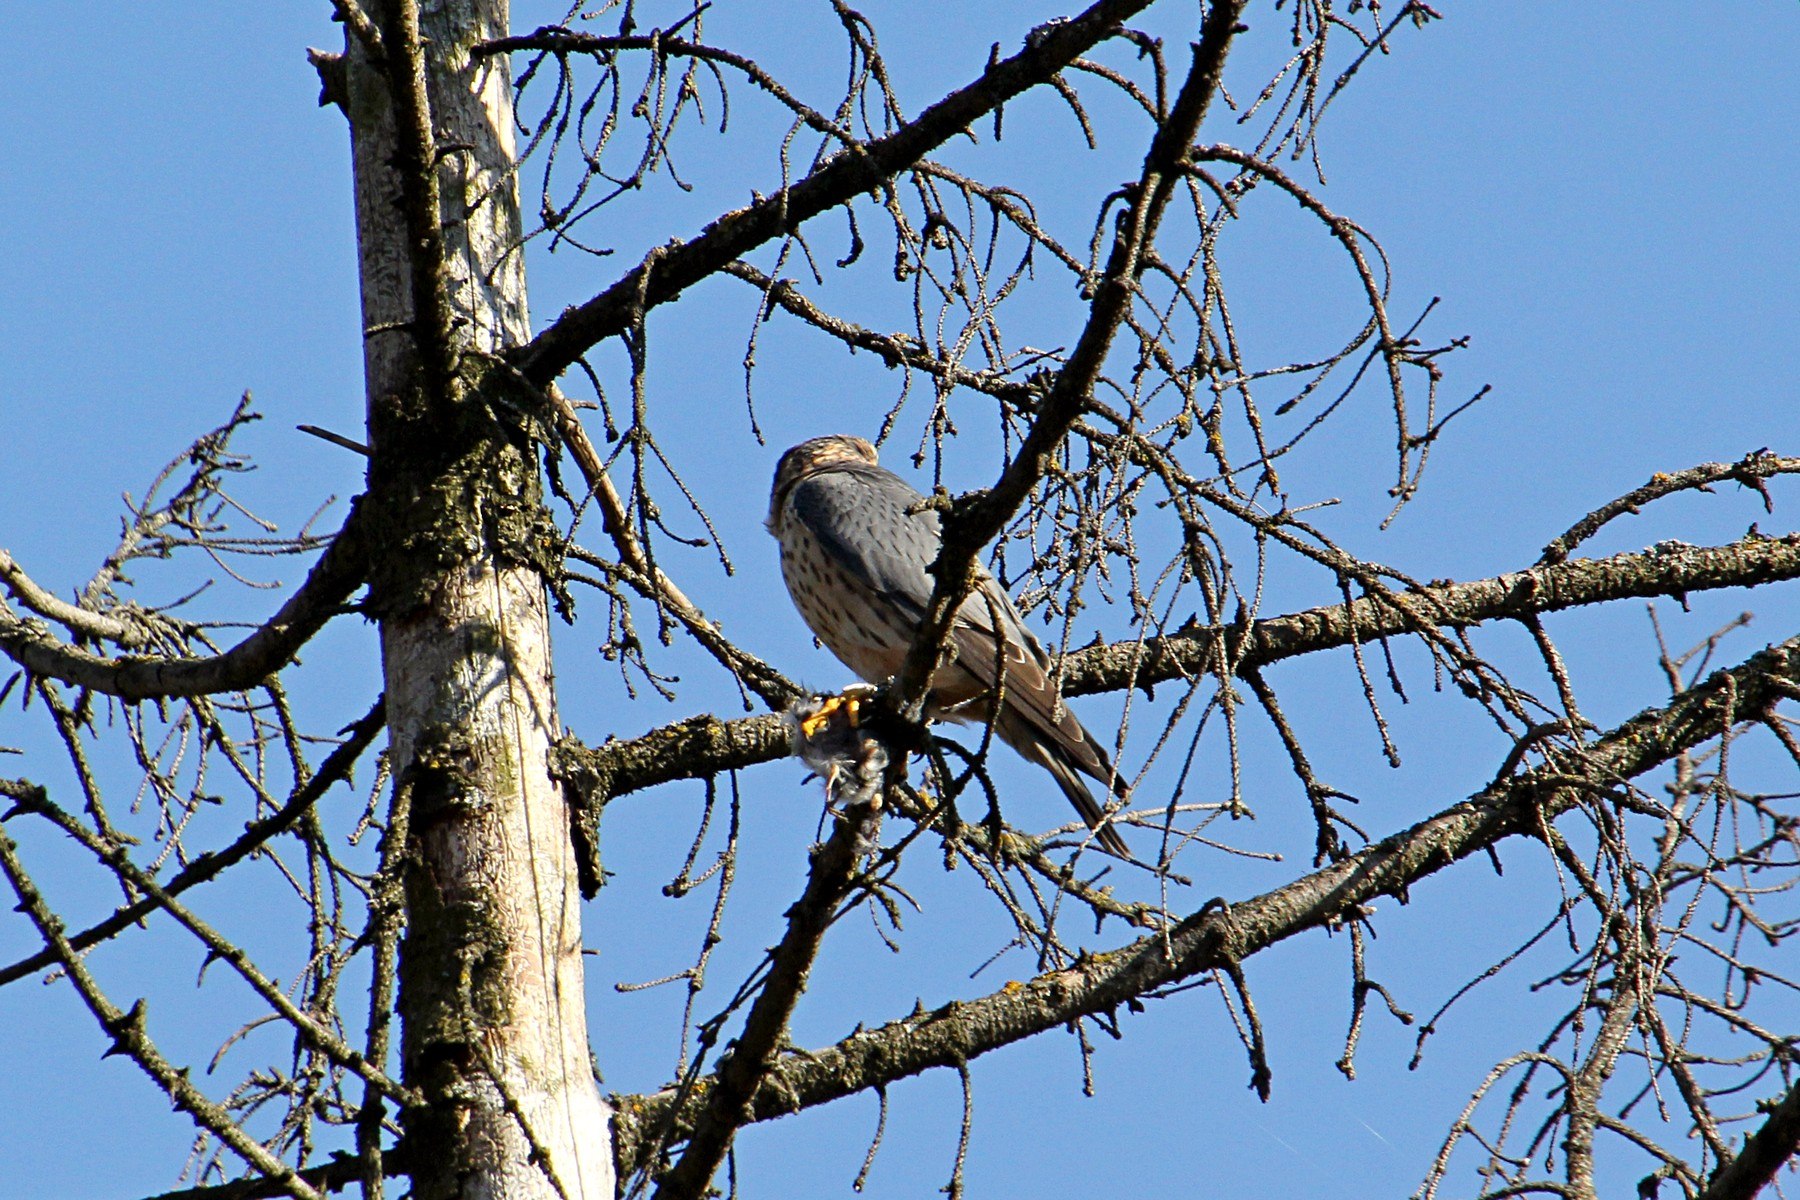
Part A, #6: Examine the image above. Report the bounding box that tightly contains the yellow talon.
[799,691,870,738]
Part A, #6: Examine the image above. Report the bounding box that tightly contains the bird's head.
[767,435,878,530]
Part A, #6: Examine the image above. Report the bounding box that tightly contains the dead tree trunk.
[343,2,614,1196]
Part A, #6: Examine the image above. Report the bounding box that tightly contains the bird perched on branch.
[767,434,1130,856]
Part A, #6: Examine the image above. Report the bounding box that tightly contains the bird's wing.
[950,566,1129,852]
[951,581,1119,779]
[788,464,1117,779]
[786,462,1126,849]
[785,465,942,619]
[786,465,1047,673]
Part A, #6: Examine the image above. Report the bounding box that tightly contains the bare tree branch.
[473,27,856,148]
[136,1152,396,1200]
[1539,451,1797,565]
[0,825,327,1200]
[1694,1076,1800,1200]
[559,535,1800,821]
[6,781,418,1109]
[0,548,152,646]
[539,380,802,710]
[895,1,1251,714]
[0,698,385,987]
[510,0,1167,388]
[1058,533,1800,695]
[329,0,385,63]
[0,504,368,700]
[613,635,1800,1178]
[653,743,887,1199]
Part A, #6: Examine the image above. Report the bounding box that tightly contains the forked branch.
[612,635,1800,1178]
[510,0,1169,387]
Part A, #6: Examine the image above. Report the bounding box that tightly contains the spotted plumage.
[768,435,1129,856]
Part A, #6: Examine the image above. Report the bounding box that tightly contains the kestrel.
[768,434,1129,856]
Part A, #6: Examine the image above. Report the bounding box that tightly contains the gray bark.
[344,2,614,1196]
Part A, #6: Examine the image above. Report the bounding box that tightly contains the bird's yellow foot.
[799,685,877,738]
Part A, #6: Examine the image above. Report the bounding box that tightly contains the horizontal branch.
[558,534,1800,815]
[1060,531,1800,694]
[0,502,368,700]
[554,712,787,895]
[509,0,1159,387]
[611,634,1800,1176]
[0,548,149,646]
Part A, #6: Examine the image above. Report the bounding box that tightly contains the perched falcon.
[768,434,1129,856]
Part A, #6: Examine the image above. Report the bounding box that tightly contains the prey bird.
[768,434,1130,856]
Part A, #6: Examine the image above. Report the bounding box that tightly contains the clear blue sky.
[2,4,1796,1198]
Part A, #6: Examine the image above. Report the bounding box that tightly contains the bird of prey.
[768,434,1129,856]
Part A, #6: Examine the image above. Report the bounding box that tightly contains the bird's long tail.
[1020,737,1131,858]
